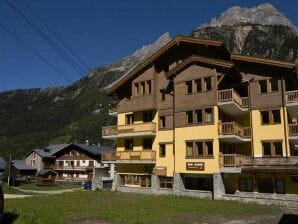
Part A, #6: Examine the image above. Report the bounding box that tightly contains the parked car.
[0,185,3,222]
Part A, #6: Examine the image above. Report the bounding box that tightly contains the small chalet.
[11,160,37,186]
[36,169,57,186]
[25,143,114,183]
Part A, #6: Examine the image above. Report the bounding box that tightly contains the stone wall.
[223,192,298,208]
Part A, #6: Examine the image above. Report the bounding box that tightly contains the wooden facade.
[102,36,298,196]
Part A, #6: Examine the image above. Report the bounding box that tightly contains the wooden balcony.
[242,157,298,172]
[219,153,248,167]
[286,90,298,117]
[217,89,249,116]
[101,151,156,164]
[54,165,93,171]
[289,124,298,141]
[218,122,251,143]
[155,166,167,176]
[102,122,157,139]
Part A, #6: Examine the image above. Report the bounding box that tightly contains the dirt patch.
[67,216,110,224]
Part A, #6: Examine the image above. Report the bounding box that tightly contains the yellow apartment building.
[102,36,298,206]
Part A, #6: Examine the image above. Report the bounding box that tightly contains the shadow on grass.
[2,212,19,224]
[279,214,298,224]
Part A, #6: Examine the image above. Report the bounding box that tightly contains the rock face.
[200,3,296,29]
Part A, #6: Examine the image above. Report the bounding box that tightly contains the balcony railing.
[102,122,156,137]
[55,165,93,170]
[155,166,167,176]
[217,89,248,108]
[243,157,298,167]
[286,90,298,104]
[219,122,251,138]
[219,153,248,167]
[289,124,298,136]
[102,151,156,162]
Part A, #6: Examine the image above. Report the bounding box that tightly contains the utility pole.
[8,152,12,186]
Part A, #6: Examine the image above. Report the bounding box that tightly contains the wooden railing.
[55,165,93,170]
[286,90,298,104]
[289,124,298,136]
[155,166,167,176]
[102,151,156,161]
[219,153,248,167]
[219,122,251,138]
[243,157,298,166]
[102,122,156,137]
[217,89,248,108]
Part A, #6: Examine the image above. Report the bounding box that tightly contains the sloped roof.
[107,36,225,95]
[12,160,37,171]
[231,54,296,69]
[0,157,6,170]
[72,143,114,155]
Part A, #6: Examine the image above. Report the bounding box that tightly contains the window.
[147,80,152,94]
[261,110,281,125]
[135,83,139,96]
[143,138,152,150]
[195,79,202,92]
[186,142,193,157]
[204,108,213,123]
[239,178,253,192]
[204,77,212,91]
[272,110,281,124]
[186,111,193,124]
[186,81,192,94]
[160,89,166,101]
[125,114,134,125]
[195,109,203,123]
[261,111,270,124]
[270,79,278,92]
[141,82,146,95]
[262,141,283,157]
[160,116,166,128]
[124,139,133,150]
[186,141,213,158]
[159,177,173,189]
[159,144,166,157]
[259,80,267,93]
[143,111,153,122]
[276,179,285,194]
[76,161,80,166]
[258,179,273,193]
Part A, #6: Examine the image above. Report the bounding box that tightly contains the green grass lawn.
[17,183,82,191]
[3,190,292,224]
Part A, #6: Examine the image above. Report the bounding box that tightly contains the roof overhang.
[107,36,225,95]
[166,55,234,79]
[231,54,296,70]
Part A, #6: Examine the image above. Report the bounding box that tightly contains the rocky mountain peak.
[200,3,296,29]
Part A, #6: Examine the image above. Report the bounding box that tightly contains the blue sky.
[0,0,297,91]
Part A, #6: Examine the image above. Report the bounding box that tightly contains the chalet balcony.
[54,165,93,171]
[288,124,298,141]
[101,151,156,164]
[102,122,157,139]
[242,157,298,173]
[217,89,249,116]
[219,153,248,173]
[218,122,251,143]
[155,166,167,176]
[286,90,298,117]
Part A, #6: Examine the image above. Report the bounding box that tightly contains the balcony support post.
[213,173,225,200]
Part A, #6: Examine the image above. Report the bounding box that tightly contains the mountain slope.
[0,33,171,159]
